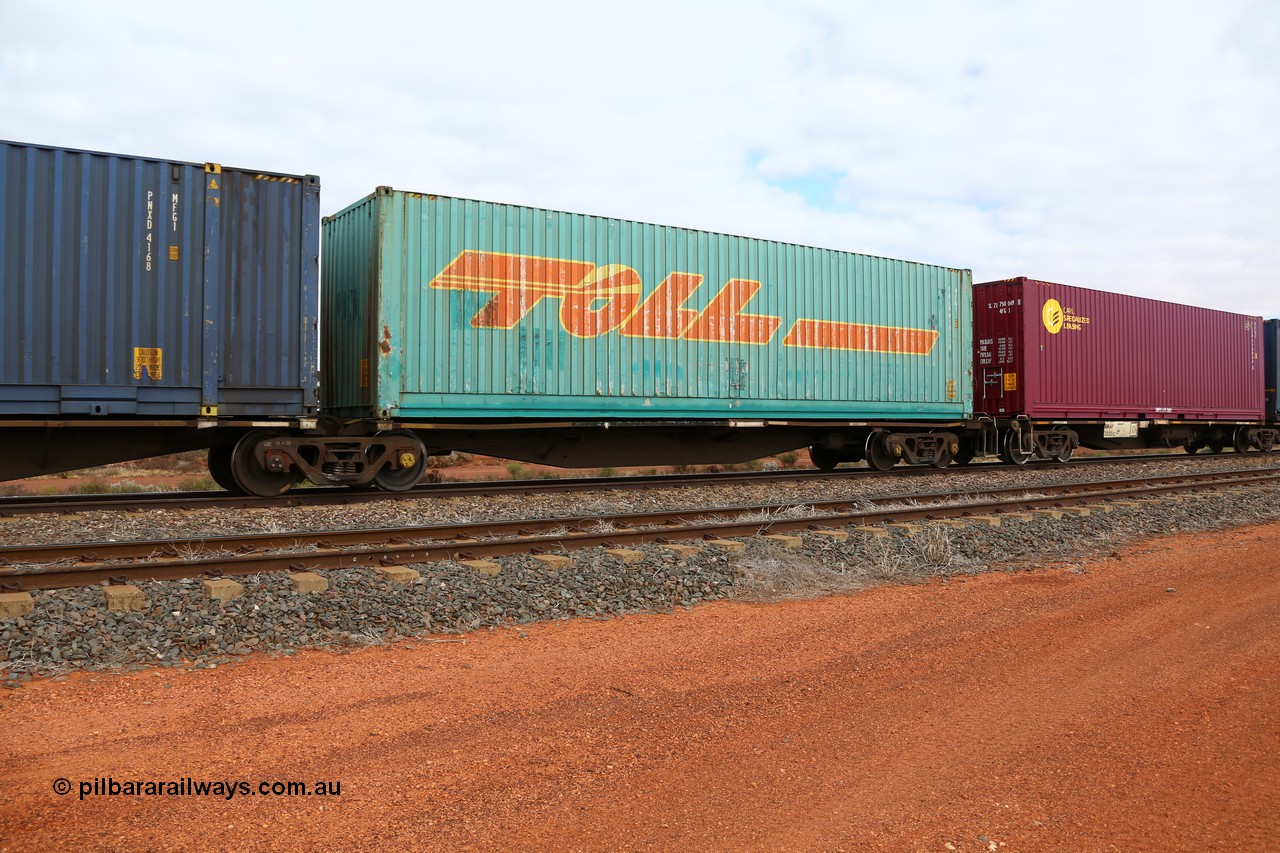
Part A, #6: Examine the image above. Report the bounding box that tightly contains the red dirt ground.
[6,454,770,494]
[1,523,1278,851]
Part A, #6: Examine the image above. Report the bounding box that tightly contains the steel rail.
[0,469,1268,566]
[0,452,1265,517]
[4,469,1276,591]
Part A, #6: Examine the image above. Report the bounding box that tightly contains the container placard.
[133,347,162,380]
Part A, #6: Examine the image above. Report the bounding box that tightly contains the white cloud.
[1,0,1277,316]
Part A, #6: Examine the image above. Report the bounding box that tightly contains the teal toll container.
[322,188,973,422]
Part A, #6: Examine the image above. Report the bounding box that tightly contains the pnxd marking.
[429,251,939,356]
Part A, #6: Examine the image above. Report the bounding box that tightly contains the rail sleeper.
[376,566,421,584]
[203,579,245,601]
[0,591,33,617]
[458,560,501,577]
[103,585,147,612]
[531,554,572,570]
[289,572,329,594]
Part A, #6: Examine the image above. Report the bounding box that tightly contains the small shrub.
[777,451,801,468]
[428,451,472,469]
[595,467,618,478]
[69,478,111,495]
[506,461,532,479]
[107,480,152,494]
[135,450,205,472]
[733,551,866,601]
[0,483,30,497]
[640,468,658,476]
[178,474,219,492]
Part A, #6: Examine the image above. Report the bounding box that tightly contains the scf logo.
[1042,299,1064,334]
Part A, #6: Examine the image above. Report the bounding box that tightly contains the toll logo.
[428,250,940,356]
[1042,299,1064,334]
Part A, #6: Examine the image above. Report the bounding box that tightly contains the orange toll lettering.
[429,249,939,356]
[559,265,643,338]
[782,319,939,355]
[682,279,782,345]
[429,250,596,329]
[619,272,704,340]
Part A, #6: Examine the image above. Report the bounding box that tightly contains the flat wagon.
[970,277,1276,460]
[0,139,324,485]
[321,188,974,470]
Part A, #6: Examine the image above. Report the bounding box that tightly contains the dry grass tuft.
[733,551,869,601]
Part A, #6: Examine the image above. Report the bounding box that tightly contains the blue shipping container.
[0,140,319,417]
[322,189,972,422]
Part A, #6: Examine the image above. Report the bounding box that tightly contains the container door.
[215,170,320,416]
[973,280,1025,415]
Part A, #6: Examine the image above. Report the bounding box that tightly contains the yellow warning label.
[168,246,180,261]
[946,379,956,400]
[207,178,219,190]
[359,358,370,388]
[133,347,162,380]
[1003,373,1017,392]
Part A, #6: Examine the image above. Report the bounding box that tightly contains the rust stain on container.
[379,325,393,356]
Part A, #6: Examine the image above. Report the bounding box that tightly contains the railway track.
[4,467,1276,591]
[0,451,1266,517]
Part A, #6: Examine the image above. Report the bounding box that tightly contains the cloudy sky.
[3,0,1277,317]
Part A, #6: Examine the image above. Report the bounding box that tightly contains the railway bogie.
[209,428,428,496]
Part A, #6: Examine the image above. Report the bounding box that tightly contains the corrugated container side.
[0,140,318,417]
[320,193,379,413]
[1266,319,1279,420]
[218,169,320,413]
[323,189,973,420]
[975,277,1263,420]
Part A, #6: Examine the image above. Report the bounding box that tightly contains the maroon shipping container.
[974,277,1265,421]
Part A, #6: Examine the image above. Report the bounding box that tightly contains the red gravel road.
[2,523,1278,851]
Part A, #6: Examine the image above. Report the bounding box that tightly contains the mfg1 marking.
[429,251,940,356]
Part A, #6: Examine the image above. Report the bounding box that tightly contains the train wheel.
[1183,442,1202,454]
[1053,445,1075,463]
[372,430,427,492]
[1233,429,1255,455]
[932,448,952,469]
[808,446,841,471]
[865,433,898,471]
[230,429,299,497]
[1001,431,1032,465]
[207,445,242,493]
[951,438,976,466]
[1208,443,1225,454]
